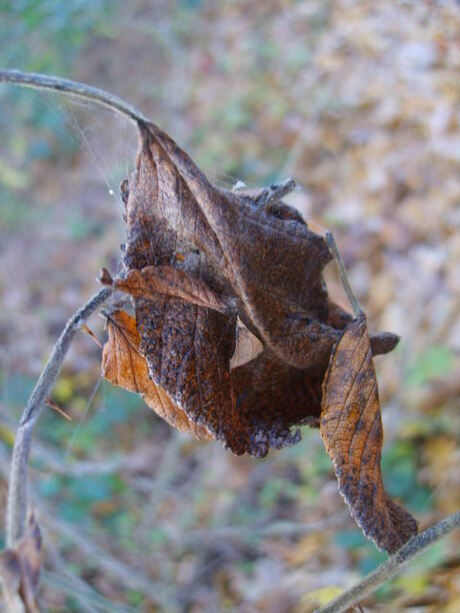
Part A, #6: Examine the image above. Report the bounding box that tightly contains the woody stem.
[0,69,147,124]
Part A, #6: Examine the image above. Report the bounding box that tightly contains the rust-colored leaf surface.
[101,309,211,440]
[232,350,325,457]
[320,315,418,552]
[0,512,42,613]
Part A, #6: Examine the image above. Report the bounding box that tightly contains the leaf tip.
[99,267,114,286]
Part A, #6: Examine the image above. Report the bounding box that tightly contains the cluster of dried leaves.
[100,120,418,553]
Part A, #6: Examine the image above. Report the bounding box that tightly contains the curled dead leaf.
[98,117,413,546]
[111,266,233,314]
[0,512,42,613]
[320,316,418,553]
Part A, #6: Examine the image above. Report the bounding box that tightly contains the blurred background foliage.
[0,1,459,611]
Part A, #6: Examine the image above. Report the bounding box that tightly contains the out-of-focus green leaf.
[333,529,368,551]
[68,474,114,504]
[38,475,62,499]
[359,549,387,574]
[2,373,36,408]
[406,346,454,388]
[0,162,29,189]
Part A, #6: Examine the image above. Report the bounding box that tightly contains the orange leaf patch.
[102,309,211,440]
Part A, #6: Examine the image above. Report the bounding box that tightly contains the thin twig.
[258,178,297,205]
[325,231,363,318]
[6,287,112,546]
[0,70,146,124]
[316,511,460,613]
[46,399,73,421]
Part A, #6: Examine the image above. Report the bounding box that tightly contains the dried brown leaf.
[320,315,418,552]
[97,112,418,545]
[115,121,348,454]
[0,512,42,613]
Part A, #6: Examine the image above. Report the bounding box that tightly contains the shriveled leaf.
[102,309,211,440]
[320,316,418,553]
[0,512,42,613]
[116,122,351,454]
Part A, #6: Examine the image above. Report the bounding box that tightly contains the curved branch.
[316,510,460,613]
[0,69,147,124]
[6,287,112,546]
[0,69,134,545]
